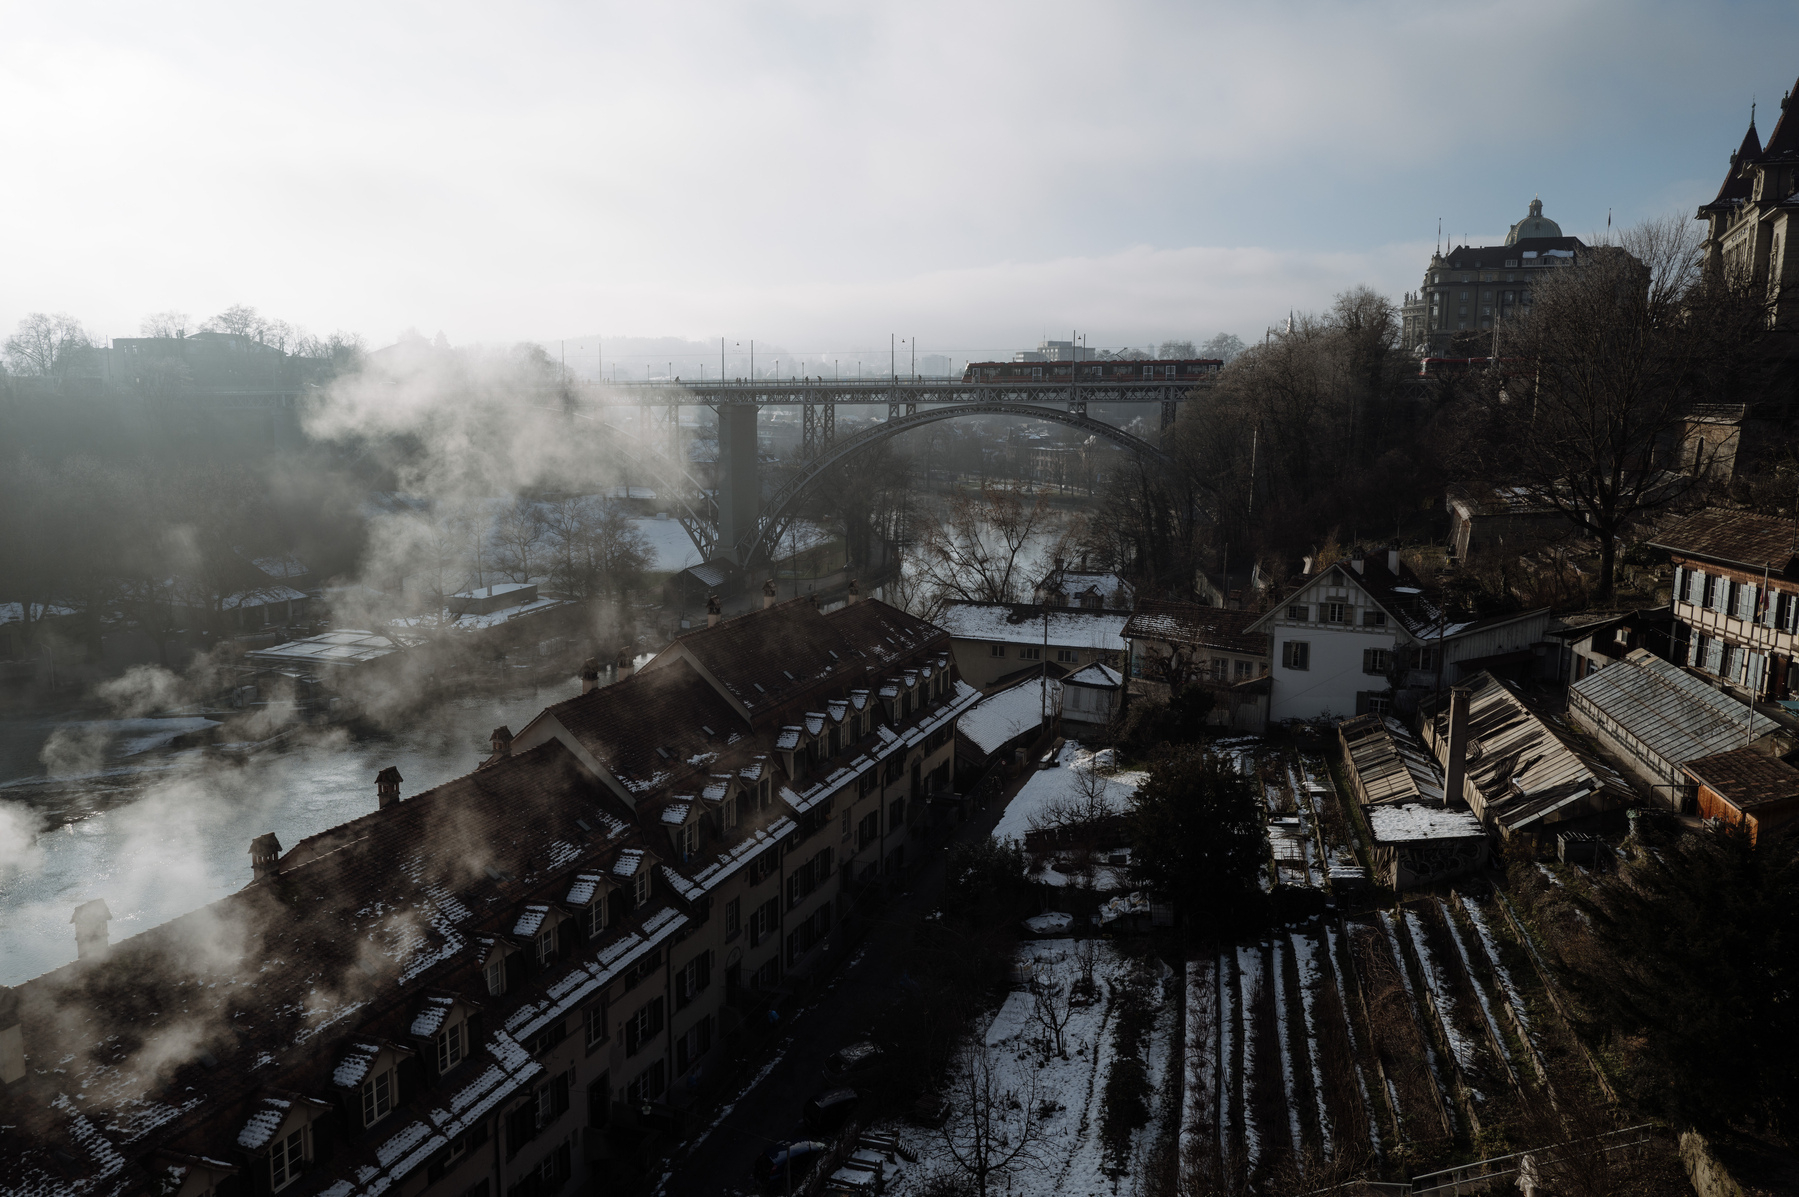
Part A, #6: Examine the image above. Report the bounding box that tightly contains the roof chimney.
[1301,554,1314,576]
[71,899,111,962]
[489,725,513,759]
[1351,549,1365,576]
[0,986,22,1085]
[846,578,861,604]
[763,578,778,610]
[249,832,283,882]
[1444,687,1472,810]
[580,657,601,694]
[615,645,635,680]
[806,589,818,608]
[1388,543,1400,575]
[376,766,403,809]
[706,594,722,628]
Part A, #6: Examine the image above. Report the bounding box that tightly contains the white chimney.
[706,594,722,628]
[1301,554,1314,576]
[72,900,111,962]
[1388,544,1400,575]
[846,578,861,605]
[763,579,778,610]
[580,657,601,694]
[377,766,402,808]
[615,645,635,680]
[1351,550,1365,575]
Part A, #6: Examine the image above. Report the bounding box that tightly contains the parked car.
[823,1041,885,1082]
[802,1087,861,1133]
[752,1140,829,1192]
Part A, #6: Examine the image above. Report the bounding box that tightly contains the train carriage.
[961,357,1223,383]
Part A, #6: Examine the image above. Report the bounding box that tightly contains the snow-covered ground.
[881,938,1171,1197]
[631,515,833,573]
[992,741,1145,844]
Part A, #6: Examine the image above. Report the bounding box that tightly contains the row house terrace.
[0,595,978,1197]
[1653,507,1799,701]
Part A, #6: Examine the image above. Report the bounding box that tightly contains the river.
[0,683,568,986]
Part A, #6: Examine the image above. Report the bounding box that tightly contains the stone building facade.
[1400,198,1589,355]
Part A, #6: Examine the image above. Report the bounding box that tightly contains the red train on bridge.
[961,358,1223,383]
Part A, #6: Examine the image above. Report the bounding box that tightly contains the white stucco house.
[1246,547,1550,723]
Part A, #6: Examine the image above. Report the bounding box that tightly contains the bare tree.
[543,494,652,600]
[1158,339,1198,359]
[1482,215,1776,598]
[4,312,91,377]
[938,1042,1048,1197]
[492,497,546,582]
[1029,964,1075,1061]
[1200,332,1246,363]
[138,310,190,339]
[908,486,1064,618]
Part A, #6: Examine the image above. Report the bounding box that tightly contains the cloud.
[0,1,1792,346]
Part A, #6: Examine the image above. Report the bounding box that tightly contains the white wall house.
[1247,548,1550,723]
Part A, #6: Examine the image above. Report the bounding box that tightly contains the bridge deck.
[582,378,1209,405]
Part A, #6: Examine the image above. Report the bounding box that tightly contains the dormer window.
[634,865,651,908]
[722,795,739,832]
[583,894,610,937]
[828,726,841,756]
[361,1065,395,1126]
[270,1125,311,1191]
[534,925,558,966]
[435,1017,466,1074]
[484,953,508,996]
[676,820,698,859]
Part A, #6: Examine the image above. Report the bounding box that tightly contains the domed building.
[1399,197,1589,355]
[1506,197,1562,244]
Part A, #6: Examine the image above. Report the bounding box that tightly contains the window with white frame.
[269,1125,311,1192]
[633,865,651,908]
[435,1017,466,1074]
[1287,604,1308,621]
[583,895,608,938]
[1057,648,1077,663]
[1282,641,1310,670]
[361,1065,395,1127]
[584,1000,609,1049]
[484,954,508,996]
[1326,602,1347,623]
[534,925,557,966]
[990,643,1006,657]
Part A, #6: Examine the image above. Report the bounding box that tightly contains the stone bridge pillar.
[715,404,760,563]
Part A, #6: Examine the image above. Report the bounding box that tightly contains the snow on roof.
[611,849,645,878]
[564,873,606,906]
[332,1042,383,1088]
[659,801,692,825]
[220,585,309,611]
[701,777,731,802]
[936,602,1129,650]
[237,1098,292,1150]
[1065,663,1122,688]
[775,727,801,750]
[959,678,1061,756]
[781,783,830,815]
[512,906,550,937]
[1367,803,1485,843]
[410,996,456,1038]
[804,712,826,735]
[245,630,405,668]
[993,741,1145,843]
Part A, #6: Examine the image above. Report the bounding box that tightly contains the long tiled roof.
[1681,746,1799,810]
[1123,599,1266,655]
[936,601,1128,650]
[538,656,749,795]
[1651,506,1799,577]
[0,741,651,1197]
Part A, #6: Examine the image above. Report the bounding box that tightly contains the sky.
[4,0,1798,360]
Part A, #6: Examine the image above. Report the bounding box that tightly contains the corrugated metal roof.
[1430,672,1634,831]
[1570,649,1777,769]
[1338,713,1444,806]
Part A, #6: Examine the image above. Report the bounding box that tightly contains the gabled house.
[1246,547,1550,723]
[1122,599,1270,732]
[1651,507,1799,701]
[936,601,1127,691]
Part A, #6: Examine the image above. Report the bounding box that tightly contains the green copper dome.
[1505,197,1562,245]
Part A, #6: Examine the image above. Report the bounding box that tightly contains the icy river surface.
[0,683,563,986]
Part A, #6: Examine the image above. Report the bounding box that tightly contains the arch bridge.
[568,381,1200,569]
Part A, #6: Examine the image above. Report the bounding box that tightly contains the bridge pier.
[714,404,760,564]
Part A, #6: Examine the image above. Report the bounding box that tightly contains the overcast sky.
[4,1,1797,359]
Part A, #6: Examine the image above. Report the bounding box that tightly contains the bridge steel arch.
[737,401,1173,566]
[532,405,720,559]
